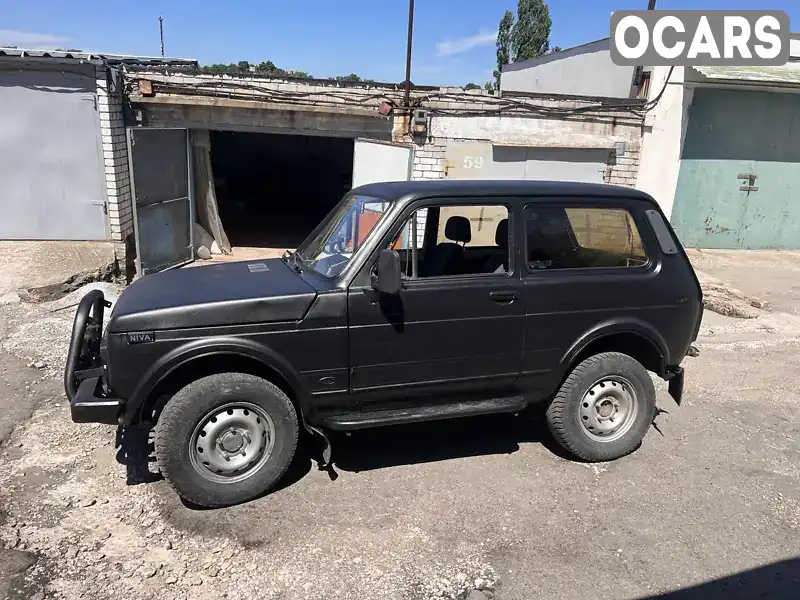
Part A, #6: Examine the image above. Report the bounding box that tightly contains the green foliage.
[464,82,481,90]
[485,81,495,93]
[511,0,552,62]
[549,45,562,53]
[493,2,551,88]
[495,10,514,87]
[201,59,354,81]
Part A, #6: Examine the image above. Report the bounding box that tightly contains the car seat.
[484,218,509,273]
[421,215,471,276]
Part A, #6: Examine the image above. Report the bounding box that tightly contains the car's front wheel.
[546,352,656,462]
[154,372,299,507]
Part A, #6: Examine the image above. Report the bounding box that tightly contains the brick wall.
[96,68,134,243]
[605,144,640,187]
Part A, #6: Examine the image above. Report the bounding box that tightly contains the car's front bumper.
[70,376,122,425]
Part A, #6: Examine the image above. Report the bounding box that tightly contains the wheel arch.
[561,319,669,378]
[124,338,308,426]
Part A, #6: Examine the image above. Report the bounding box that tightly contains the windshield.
[296,194,392,278]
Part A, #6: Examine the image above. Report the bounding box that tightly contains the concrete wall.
[635,66,692,219]
[129,72,645,191]
[501,40,635,98]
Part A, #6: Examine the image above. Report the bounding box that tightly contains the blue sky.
[2,1,799,86]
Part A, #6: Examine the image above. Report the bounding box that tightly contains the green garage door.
[672,88,800,249]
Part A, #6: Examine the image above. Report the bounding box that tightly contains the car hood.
[108,259,317,333]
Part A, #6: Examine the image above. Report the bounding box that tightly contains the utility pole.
[630,0,657,97]
[403,0,415,109]
[159,15,165,57]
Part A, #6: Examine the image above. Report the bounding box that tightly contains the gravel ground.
[1,266,799,600]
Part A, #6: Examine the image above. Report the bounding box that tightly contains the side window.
[387,204,510,278]
[525,206,648,270]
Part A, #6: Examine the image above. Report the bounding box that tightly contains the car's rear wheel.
[154,373,298,507]
[546,352,655,462]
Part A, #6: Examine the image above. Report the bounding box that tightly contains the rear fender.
[560,318,670,376]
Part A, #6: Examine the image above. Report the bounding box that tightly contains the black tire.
[154,373,299,507]
[546,352,655,462]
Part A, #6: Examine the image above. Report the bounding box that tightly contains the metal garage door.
[0,67,106,240]
[446,142,608,183]
[672,88,800,249]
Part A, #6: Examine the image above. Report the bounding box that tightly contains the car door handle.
[490,291,517,304]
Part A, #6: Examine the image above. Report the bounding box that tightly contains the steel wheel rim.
[579,375,639,443]
[189,402,275,484]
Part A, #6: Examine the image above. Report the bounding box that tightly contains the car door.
[347,198,526,410]
[519,198,672,394]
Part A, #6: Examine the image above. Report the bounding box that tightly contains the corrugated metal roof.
[0,47,197,66]
[690,65,800,86]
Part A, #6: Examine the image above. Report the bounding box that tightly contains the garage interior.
[209,131,355,252]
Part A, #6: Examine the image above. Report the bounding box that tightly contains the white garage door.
[446,142,609,183]
[0,67,106,240]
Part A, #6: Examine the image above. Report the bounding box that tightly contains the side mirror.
[373,249,402,295]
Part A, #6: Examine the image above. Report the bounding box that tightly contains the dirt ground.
[0,253,798,600]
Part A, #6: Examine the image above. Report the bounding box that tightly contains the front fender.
[560,317,670,374]
[122,337,307,425]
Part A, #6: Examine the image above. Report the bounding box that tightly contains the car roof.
[352,180,654,205]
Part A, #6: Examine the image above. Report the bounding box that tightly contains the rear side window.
[525,206,648,270]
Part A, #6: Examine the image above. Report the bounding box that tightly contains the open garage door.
[351,139,413,188]
[128,128,194,275]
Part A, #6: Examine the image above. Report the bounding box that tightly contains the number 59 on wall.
[463,156,484,169]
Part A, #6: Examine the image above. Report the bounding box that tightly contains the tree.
[485,81,495,93]
[54,47,83,52]
[549,45,562,53]
[237,60,251,72]
[464,82,481,90]
[495,10,514,88]
[336,73,361,82]
[511,0,552,62]
[1,44,18,48]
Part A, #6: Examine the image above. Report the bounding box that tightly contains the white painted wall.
[501,40,635,98]
[430,114,641,149]
[635,66,692,219]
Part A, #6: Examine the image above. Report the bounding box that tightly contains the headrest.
[445,216,471,243]
[495,219,509,248]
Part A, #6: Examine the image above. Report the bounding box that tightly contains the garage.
[126,120,413,274]
[670,87,800,249]
[444,142,610,183]
[0,65,106,240]
[210,131,355,249]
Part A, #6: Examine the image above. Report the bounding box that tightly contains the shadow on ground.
[113,407,674,509]
[640,557,800,599]
[114,424,162,485]
[328,410,568,473]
